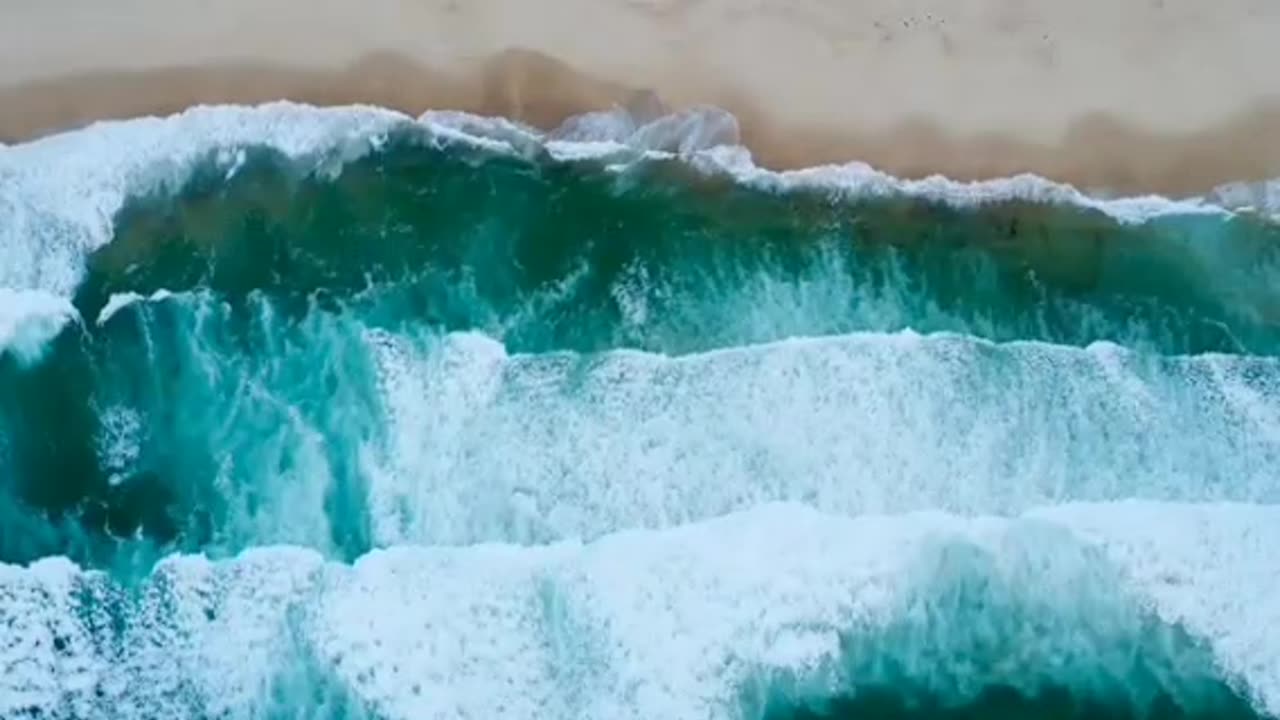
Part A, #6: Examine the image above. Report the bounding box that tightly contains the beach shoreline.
[3,0,1279,196]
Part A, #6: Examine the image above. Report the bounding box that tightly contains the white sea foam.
[0,288,79,364]
[697,152,1222,223]
[543,103,741,155]
[95,292,144,326]
[363,328,1280,548]
[430,104,1230,222]
[0,102,413,296]
[422,104,1228,222]
[1,502,1276,719]
[95,405,144,487]
[1208,177,1280,219]
[96,289,175,326]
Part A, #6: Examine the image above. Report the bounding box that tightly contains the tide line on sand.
[2,0,1279,196]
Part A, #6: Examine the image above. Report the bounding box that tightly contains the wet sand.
[2,0,1279,195]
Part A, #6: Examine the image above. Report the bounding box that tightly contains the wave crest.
[2,504,1275,720]
[1,100,1264,301]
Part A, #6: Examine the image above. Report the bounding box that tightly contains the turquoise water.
[0,108,1277,719]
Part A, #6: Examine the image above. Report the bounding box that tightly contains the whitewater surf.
[1,102,1278,720]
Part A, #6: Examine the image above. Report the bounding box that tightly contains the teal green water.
[1,126,1277,720]
[76,139,1280,357]
[4,133,1280,569]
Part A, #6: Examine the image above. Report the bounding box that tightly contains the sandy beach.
[2,0,1279,195]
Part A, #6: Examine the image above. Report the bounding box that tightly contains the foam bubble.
[707,157,1223,224]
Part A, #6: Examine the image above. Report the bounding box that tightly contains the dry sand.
[2,0,1279,195]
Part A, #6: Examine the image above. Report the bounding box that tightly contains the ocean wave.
[0,103,410,296]
[2,502,1275,719]
[0,101,1267,303]
[4,287,1278,565]
[4,100,1279,720]
[46,129,1280,360]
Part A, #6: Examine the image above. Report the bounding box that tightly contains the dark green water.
[1,119,1277,720]
[76,137,1280,357]
[772,684,1261,720]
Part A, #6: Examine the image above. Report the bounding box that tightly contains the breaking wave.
[3,504,1277,719]
[1,101,1278,719]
